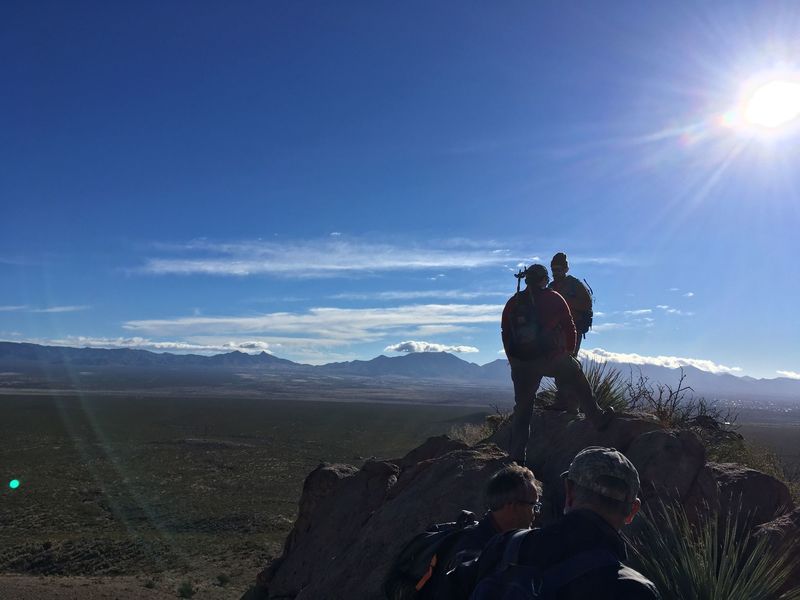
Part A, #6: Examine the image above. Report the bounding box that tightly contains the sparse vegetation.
[628,501,800,600]
[0,393,483,587]
[216,572,231,586]
[449,405,510,445]
[538,360,629,412]
[177,580,195,598]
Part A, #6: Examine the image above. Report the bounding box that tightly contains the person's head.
[486,464,543,531]
[561,446,641,530]
[523,264,549,290]
[551,252,569,282]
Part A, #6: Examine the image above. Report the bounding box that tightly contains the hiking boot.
[590,407,615,431]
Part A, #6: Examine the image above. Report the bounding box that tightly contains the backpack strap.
[497,529,530,572]
[541,547,620,592]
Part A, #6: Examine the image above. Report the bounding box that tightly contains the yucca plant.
[627,501,800,600]
[538,360,629,412]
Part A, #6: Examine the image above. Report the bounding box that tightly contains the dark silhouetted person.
[455,446,659,600]
[502,264,612,464]
[386,464,542,599]
[384,465,541,600]
[548,252,593,357]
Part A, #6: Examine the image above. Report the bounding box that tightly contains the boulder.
[708,462,794,526]
[264,442,509,600]
[625,429,706,505]
[755,507,800,593]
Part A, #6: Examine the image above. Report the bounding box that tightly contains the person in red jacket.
[501,264,612,464]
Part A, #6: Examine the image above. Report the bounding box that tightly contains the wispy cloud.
[623,309,652,316]
[384,340,479,354]
[777,370,800,380]
[123,303,503,345]
[138,237,627,278]
[590,322,626,333]
[683,292,695,297]
[30,305,92,314]
[139,238,520,277]
[330,289,507,301]
[0,305,28,312]
[579,347,742,375]
[656,305,694,316]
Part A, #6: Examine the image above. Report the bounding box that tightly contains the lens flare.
[9,479,20,490]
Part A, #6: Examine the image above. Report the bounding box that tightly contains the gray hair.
[485,465,542,511]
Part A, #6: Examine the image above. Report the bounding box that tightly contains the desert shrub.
[538,360,629,412]
[449,406,510,446]
[216,573,231,586]
[628,501,800,600]
[448,422,493,445]
[177,581,195,598]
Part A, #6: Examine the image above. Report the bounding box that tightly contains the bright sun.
[742,79,800,129]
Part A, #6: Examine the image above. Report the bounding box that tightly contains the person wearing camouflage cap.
[451,446,659,599]
[501,264,613,464]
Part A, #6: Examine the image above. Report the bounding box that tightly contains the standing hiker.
[548,252,593,357]
[501,264,612,465]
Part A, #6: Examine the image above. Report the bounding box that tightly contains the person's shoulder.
[617,565,661,599]
[565,274,584,287]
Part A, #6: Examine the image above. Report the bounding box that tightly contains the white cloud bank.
[579,347,741,375]
[123,303,503,345]
[384,341,479,354]
[777,370,800,380]
[26,336,274,354]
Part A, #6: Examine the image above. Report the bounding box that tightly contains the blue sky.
[2,1,799,379]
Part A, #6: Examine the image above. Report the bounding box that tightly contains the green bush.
[628,501,800,600]
[177,581,195,598]
[538,360,629,412]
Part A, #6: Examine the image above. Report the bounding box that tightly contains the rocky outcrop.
[755,507,800,593]
[255,411,795,599]
[264,439,508,599]
[708,462,794,526]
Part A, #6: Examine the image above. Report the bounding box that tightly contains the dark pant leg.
[551,354,603,420]
[510,362,542,464]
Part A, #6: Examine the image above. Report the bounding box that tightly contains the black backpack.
[384,510,479,600]
[509,291,544,359]
[469,530,620,600]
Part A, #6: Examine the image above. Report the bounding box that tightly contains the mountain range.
[1,341,798,405]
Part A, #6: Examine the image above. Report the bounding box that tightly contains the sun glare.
[743,80,800,128]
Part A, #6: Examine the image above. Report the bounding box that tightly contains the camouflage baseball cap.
[561,446,640,503]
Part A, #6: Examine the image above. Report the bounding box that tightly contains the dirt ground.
[0,572,251,599]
